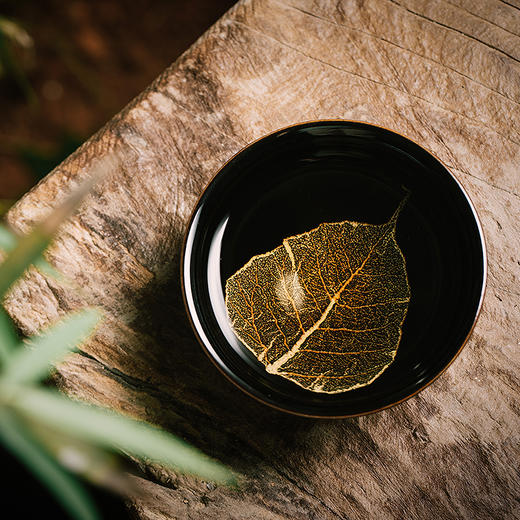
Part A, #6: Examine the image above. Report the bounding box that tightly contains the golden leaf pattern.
[225,197,411,393]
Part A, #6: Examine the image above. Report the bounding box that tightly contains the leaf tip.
[389,188,411,226]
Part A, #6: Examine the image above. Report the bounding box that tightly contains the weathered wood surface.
[5,0,520,518]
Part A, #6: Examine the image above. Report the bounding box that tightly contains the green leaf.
[0,227,52,298]
[2,309,101,385]
[0,225,17,250]
[0,307,18,363]
[26,419,131,494]
[0,154,119,297]
[0,224,62,280]
[0,17,33,49]
[0,18,37,106]
[0,408,100,520]
[0,226,62,298]
[34,257,63,279]
[11,387,236,485]
[0,165,106,299]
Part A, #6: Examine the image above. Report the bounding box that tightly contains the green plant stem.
[2,308,101,385]
[10,386,237,485]
[0,171,100,298]
[0,227,51,297]
[0,307,18,363]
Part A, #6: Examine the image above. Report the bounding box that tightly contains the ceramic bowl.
[182,121,486,418]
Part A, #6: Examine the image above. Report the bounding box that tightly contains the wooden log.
[5,0,520,518]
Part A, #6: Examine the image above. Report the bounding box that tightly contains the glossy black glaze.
[182,121,486,417]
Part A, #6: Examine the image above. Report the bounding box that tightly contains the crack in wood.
[232,19,520,148]
[282,1,520,105]
[5,1,520,518]
[441,0,520,38]
[387,0,520,64]
[498,0,520,12]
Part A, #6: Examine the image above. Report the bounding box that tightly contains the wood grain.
[5,0,520,518]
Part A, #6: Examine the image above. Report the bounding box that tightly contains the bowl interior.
[182,121,485,417]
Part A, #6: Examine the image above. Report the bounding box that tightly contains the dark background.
[0,0,235,214]
[1,0,235,517]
